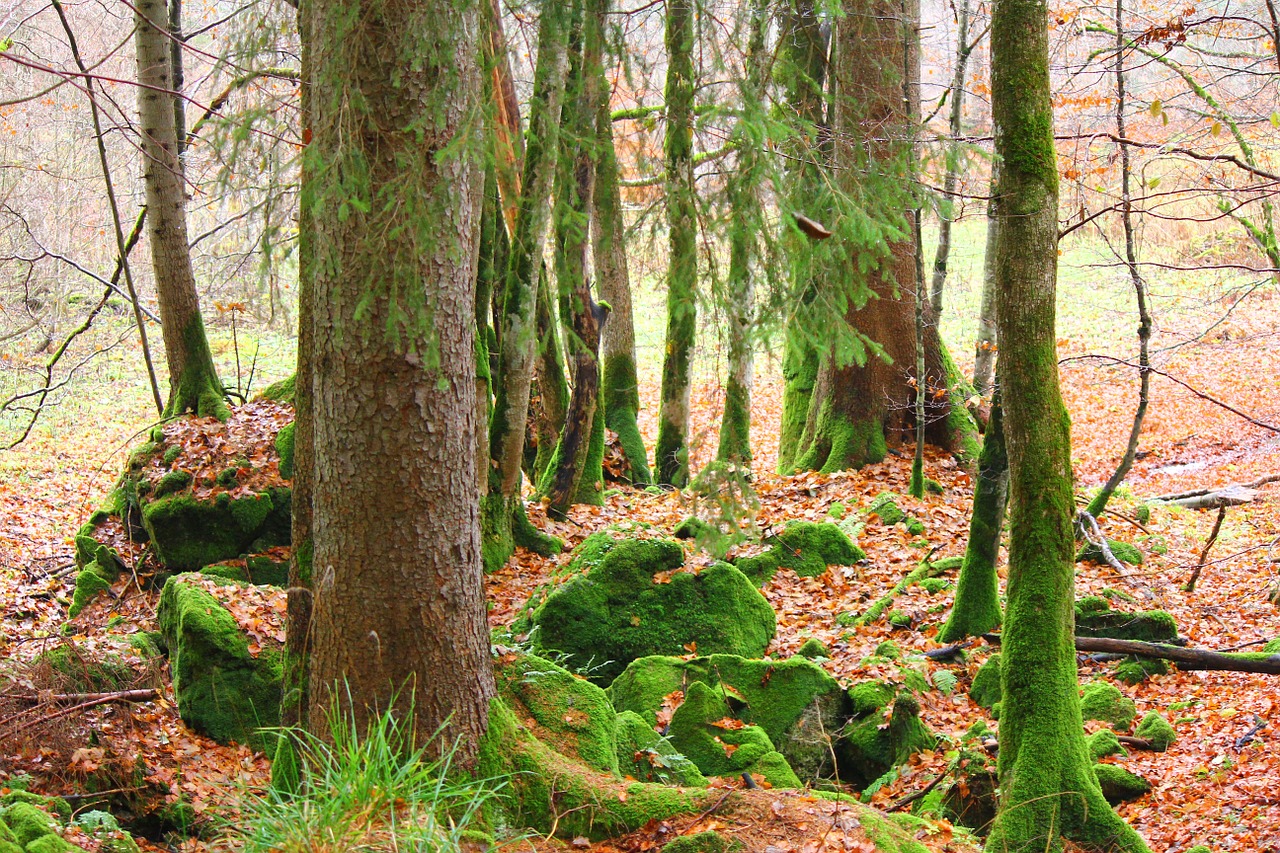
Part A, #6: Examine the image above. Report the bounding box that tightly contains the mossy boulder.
[3,802,63,847]
[143,489,290,571]
[258,374,296,404]
[494,650,618,774]
[1076,538,1142,566]
[1086,729,1126,760]
[608,653,849,783]
[1135,711,1176,751]
[662,830,731,853]
[1115,657,1168,685]
[866,493,907,526]
[274,423,295,480]
[837,689,937,788]
[795,638,830,659]
[1092,764,1151,804]
[1080,682,1136,730]
[732,521,865,584]
[615,711,707,786]
[969,654,1001,710]
[530,535,775,684]
[1074,598,1178,643]
[157,575,281,746]
[665,682,801,787]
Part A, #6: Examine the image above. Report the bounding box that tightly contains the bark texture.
[134,0,226,419]
[305,0,494,764]
[984,0,1149,848]
[654,0,697,487]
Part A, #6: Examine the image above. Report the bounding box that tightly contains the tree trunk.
[938,383,1007,642]
[134,0,227,419]
[593,40,651,486]
[483,0,572,571]
[928,0,973,316]
[304,0,494,765]
[775,0,828,474]
[543,0,608,515]
[654,0,697,487]
[984,0,1149,848]
[529,264,571,484]
[971,192,999,397]
[792,0,978,475]
[716,0,767,470]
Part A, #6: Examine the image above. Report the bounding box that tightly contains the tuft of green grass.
[228,693,506,853]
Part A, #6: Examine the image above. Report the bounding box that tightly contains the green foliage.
[236,700,499,852]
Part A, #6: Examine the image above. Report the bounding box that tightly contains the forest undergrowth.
[1,283,1280,852]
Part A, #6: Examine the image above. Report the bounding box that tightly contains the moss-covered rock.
[26,836,89,853]
[662,830,730,853]
[68,559,118,618]
[1074,598,1178,643]
[795,637,830,659]
[1092,764,1151,804]
[1086,729,1126,761]
[665,683,800,787]
[143,491,290,571]
[1134,711,1176,751]
[838,692,937,789]
[530,535,775,684]
[1115,657,1168,685]
[274,423,295,480]
[866,493,907,526]
[615,711,707,786]
[494,650,618,774]
[258,374,296,404]
[673,516,716,541]
[608,654,849,783]
[3,802,57,846]
[1080,682,1136,730]
[157,575,281,746]
[969,654,1001,710]
[1075,538,1143,566]
[732,521,865,584]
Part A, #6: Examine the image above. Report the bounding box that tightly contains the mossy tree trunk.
[927,0,973,316]
[654,0,697,487]
[543,0,608,516]
[529,264,570,484]
[984,0,1150,848]
[593,36,651,486]
[282,0,313,730]
[972,191,999,397]
[715,0,767,469]
[792,0,976,475]
[775,0,828,474]
[484,0,571,571]
[304,0,495,765]
[134,0,227,420]
[938,383,1006,642]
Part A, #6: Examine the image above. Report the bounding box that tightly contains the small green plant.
[229,691,505,852]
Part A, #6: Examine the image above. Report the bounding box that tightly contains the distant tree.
[303,0,494,762]
[654,0,697,487]
[983,0,1150,848]
[134,0,228,418]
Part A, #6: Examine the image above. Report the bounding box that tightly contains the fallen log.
[981,634,1280,674]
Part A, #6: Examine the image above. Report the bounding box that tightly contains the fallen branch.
[1150,472,1280,503]
[2,689,159,737]
[983,634,1280,674]
[888,767,948,812]
[1164,486,1255,511]
[10,689,157,705]
[1116,736,1157,751]
[1184,505,1227,592]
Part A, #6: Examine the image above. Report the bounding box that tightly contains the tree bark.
[654,0,697,487]
[971,191,999,397]
[928,0,973,316]
[984,0,1149,848]
[304,0,494,765]
[134,0,227,419]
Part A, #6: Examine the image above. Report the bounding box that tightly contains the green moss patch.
[665,682,800,787]
[157,575,281,747]
[615,711,707,786]
[733,521,865,584]
[1087,729,1126,761]
[1080,681,1136,730]
[530,535,775,684]
[969,654,1001,710]
[274,423,296,480]
[1076,538,1143,566]
[1092,764,1151,804]
[143,490,289,571]
[1074,598,1178,643]
[837,692,937,789]
[1135,711,1176,751]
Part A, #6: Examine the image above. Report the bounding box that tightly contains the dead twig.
[1184,505,1226,593]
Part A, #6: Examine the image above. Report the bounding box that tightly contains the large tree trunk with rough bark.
[984,0,1150,849]
[654,0,697,487]
[791,0,977,476]
[304,0,494,765]
[134,0,226,419]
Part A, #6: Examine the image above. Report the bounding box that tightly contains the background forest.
[0,0,1279,852]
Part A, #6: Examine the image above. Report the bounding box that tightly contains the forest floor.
[2,273,1280,852]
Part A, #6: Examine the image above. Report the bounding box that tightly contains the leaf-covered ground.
[2,296,1279,851]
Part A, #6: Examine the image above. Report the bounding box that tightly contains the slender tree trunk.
[483,0,571,571]
[1084,0,1152,521]
[971,191,999,396]
[654,0,697,487]
[134,0,227,419]
[593,43,651,485]
[304,0,494,764]
[529,264,570,483]
[544,0,608,515]
[716,0,768,469]
[984,0,1150,848]
[938,382,1006,642]
[928,0,973,316]
[776,0,828,474]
